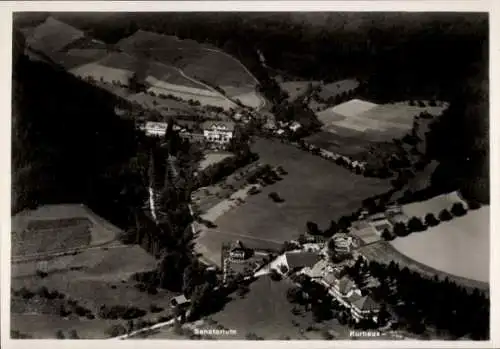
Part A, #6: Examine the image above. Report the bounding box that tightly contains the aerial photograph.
[10,11,489,341]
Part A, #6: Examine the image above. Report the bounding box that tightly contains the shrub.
[106,324,127,337]
[269,269,282,281]
[268,192,284,203]
[245,332,263,340]
[451,202,467,217]
[279,264,289,275]
[59,305,72,317]
[393,222,408,237]
[36,286,50,298]
[150,304,164,313]
[36,270,49,278]
[407,217,426,233]
[381,228,394,241]
[468,200,482,210]
[424,213,440,227]
[439,209,453,221]
[55,330,65,339]
[69,330,79,339]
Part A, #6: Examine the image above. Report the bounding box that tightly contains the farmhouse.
[202,121,235,147]
[303,260,380,322]
[281,251,321,273]
[289,121,302,132]
[170,295,190,309]
[222,240,259,283]
[331,233,355,254]
[228,240,249,261]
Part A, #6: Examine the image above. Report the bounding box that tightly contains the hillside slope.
[12,29,146,228]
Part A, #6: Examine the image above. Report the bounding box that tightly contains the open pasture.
[12,219,91,257]
[179,49,258,88]
[71,62,134,86]
[211,276,350,340]
[11,243,176,339]
[49,49,108,70]
[316,100,448,143]
[117,30,257,90]
[279,80,320,102]
[198,152,235,172]
[317,79,360,100]
[127,92,197,116]
[389,205,489,284]
[12,204,120,257]
[401,190,469,220]
[304,131,372,158]
[147,61,209,90]
[232,90,266,109]
[199,138,390,256]
[25,16,84,54]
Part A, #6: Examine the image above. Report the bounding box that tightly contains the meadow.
[210,276,350,340]
[389,205,489,284]
[11,243,176,339]
[197,138,390,259]
[317,79,360,100]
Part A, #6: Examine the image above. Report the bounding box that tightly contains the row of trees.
[368,260,489,340]
[381,201,472,241]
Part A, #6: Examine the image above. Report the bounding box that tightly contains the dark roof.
[201,121,235,131]
[351,295,380,312]
[337,276,356,294]
[229,240,247,252]
[285,251,320,270]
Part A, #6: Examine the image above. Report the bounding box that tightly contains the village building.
[222,240,255,283]
[302,259,381,322]
[141,121,169,137]
[276,251,321,274]
[289,121,302,132]
[202,121,235,148]
[228,240,249,261]
[331,233,354,254]
[170,295,190,309]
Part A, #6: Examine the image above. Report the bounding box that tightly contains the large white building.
[140,121,183,137]
[202,121,235,145]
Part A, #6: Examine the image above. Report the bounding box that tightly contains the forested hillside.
[11,28,149,225]
[14,12,489,204]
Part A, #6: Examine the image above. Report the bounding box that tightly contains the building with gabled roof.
[202,120,235,149]
[303,259,381,323]
[350,295,380,322]
[283,251,321,272]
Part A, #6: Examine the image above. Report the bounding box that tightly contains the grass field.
[117,30,258,93]
[198,152,235,171]
[210,276,350,339]
[12,204,120,257]
[389,205,489,284]
[308,100,449,157]
[401,190,469,219]
[280,80,320,102]
[317,79,360,100]
[25,16,84,54]
[304,130,373,158]
[126,92,197,116]
[317,100,448,142]
[11,243,177,339]
[197,138,390,261]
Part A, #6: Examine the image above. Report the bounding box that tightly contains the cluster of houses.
[268,245,381,323]
[300,259,380,323]
[353,205,407,239]
[139,120,236,150]
[270,120,303,136]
